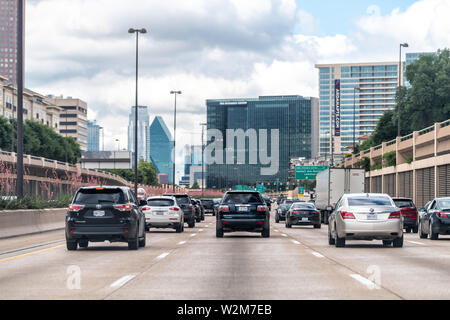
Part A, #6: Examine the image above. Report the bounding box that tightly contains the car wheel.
[335,228,345,248]
[188,219,195,228]
[429,222,439,240]
[128,229,139,250]
[175,222,183,233]
[216,226,224,238]
[139,234,146,248]
[328,228,335,245]
[262,225,270,238]
[412,225,419,233]
[66,241,77,251]
[382,240,392,247]
[286,220,292,228]
[275,216,280,223]
[405,228,411,233]
[313,223,321,229]
[78,240,88,248]
[419,221,428,238]
[393,235,404,248]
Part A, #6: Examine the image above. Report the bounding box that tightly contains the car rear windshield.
[280,204,291,210]
[292,203,316,209]
[174,196,190,204]
[348,196,392,206]
[394,200,414,208]
[222,193,262,204]
[201,200,214,205]
[74,189,125,204]
[437,200,450,209]
[147,199,174,207]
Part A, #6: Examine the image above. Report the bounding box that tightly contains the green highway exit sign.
[298,187,305,196]
[295,166,329,180]
[256,184,265,194]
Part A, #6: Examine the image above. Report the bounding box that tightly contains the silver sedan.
[328,193,403,248]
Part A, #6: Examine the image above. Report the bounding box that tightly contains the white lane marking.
[408,240,425,245]
[110,275,136,289]
[156,252,170,260]
[190,233,197,237]
[291,240,301,245]
[312,251,325,258]
[281,234,287,237]
[274,230,279,232]
[178,241,186,245]
[349,274,379,290]
[199,229,204,232]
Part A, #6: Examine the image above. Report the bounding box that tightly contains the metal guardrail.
[418,125,434,136]
[441,119,450,128]
[401,133,413,142]
[386,139,396,146]
[364,149,370,154]
[374,145,382,151]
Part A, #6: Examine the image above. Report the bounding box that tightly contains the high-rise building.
[149,116,174,184]
[87,120,100,151]
[127,106,150,164]
[206,95,317,188]
[0,0,21,84]
[47,96,89,151]
[315,62,402,156]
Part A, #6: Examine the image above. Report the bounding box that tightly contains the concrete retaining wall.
[0,208,66,239]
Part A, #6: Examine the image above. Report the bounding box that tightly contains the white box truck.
[315,168,365,224]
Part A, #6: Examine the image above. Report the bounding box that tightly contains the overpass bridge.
[342,118,450,207]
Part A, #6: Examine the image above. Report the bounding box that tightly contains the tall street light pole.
[171,91,181,193]
[398,42,409,137]
[200,122,207,196]
[128,27,147,196]
[15,0,24,197]
[353,87,361,153]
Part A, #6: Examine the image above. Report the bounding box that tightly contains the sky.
[23,0,450,182]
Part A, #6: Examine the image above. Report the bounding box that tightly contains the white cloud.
[23,0,450,182]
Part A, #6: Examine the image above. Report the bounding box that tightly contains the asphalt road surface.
[1,209,450,300]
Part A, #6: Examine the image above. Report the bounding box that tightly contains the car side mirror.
[326,205,333,211]
[139,200,147,207]
[419,207,424,211]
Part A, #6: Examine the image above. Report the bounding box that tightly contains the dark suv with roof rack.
[216,190,270,238]
[65,186,146,250]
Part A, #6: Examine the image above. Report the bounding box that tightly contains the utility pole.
[200,122,207,196]
[16,0,24,198]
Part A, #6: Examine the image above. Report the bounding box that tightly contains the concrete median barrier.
[0,208,66,239]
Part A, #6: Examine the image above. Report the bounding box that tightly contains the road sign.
[234,185,248,190]
[295,166,329,180]
[256,184,265,194]
[298,187,305,196]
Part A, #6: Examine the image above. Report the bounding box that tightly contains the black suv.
[200,199,215,215]
[65,186,146,251]
[216,191,270,238]
[164,193,196,228]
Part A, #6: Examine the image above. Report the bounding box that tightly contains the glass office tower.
[206,95,318,189]
[315,62,401,156]
[149,116,174,184]
[87,120,100,151]
[128,106,150,165]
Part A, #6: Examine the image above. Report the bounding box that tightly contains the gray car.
[328,193,403,248]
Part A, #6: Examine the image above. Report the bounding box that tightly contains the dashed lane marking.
[110,275,136,289]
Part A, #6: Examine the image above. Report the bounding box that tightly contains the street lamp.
[128,27,147,196]
[353,87,361,153]
[200,122,207,196]
[99,126,104,151]
[398,42,409,137]
[171,90,182,192]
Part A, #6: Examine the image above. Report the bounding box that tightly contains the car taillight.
[257,205,268,212]
[388,211,401,219]
[141,206,151,211]
[219,205,230,212]
[291,210,300,215]
[68,204,84,212]
[340,211,355,219]
[438,212,449,218]
[312,211,320,214]
[114,204,132,212]
[170,207,180,211]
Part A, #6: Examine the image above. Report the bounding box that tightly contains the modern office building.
[149,116,174,184]
[181,144,204,187]
[87,120,100,151]
[315,62,402,157]
[127,106,150,165]
[47,96,88,151]
[206,95,318,188]
[0,0,22,84]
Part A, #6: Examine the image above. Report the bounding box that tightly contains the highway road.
[1,210,450,300]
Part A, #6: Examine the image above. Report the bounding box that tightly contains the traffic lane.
[276,220,450,299]
[107,217,399,300]
[0,229,64,255]
[0,219,210,299]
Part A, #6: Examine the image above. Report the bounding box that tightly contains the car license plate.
[155,211,165,215]
[302,217,309,222]
[367,214,377,220]
[238,206,248,212]
[93,210,105,217]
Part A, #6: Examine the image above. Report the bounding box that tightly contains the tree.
[106,160,158,186]
[191,182,200,189]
